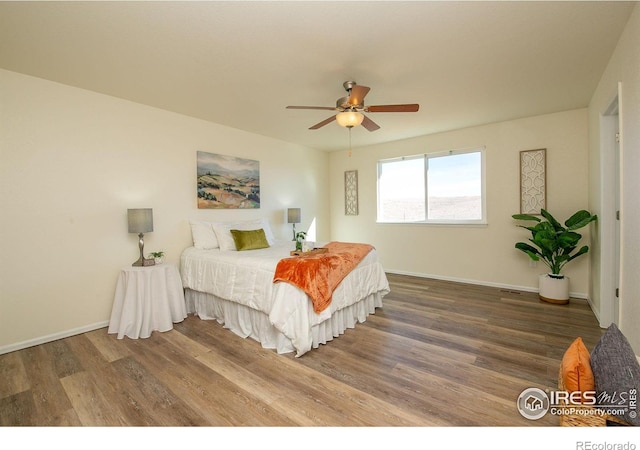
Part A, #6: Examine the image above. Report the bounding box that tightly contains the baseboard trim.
[0,272,593,355]
[0,320,109,355]
[385,269,588,299]
[586,296,602,325]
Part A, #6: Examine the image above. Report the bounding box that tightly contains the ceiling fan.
[286,81,419,131]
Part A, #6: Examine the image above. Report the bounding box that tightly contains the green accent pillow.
[230,228,270,251]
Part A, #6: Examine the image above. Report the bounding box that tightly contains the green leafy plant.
[512,209,597,276]
[295,231,306,251]
[149,251,164,258]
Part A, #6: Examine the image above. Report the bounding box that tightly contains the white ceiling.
[0,1,635,152]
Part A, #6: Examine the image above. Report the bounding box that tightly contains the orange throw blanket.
[273,241,374,313]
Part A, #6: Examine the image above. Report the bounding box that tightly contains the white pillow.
[212,218,275,251]
[190,220,219,249]
[258,218,275,245]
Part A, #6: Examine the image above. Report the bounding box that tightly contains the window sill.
[376,220,488,227]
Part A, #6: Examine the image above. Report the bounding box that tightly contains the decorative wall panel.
[520,149,546,214]
[345,170,358,215]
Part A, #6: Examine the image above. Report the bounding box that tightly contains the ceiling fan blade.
[367,104,420,113]
[348,85,370,106]
[361,115,380,132]
[287,106,336,111]
[309,115,337,130]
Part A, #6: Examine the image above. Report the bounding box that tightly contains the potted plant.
[295,231,306,252]
[149,251,165,265]
[512,209,597,304]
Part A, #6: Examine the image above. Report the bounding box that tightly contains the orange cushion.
[561,337,595,402]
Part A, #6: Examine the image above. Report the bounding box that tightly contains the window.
[377,148,486,224]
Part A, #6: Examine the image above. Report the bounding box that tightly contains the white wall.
[5,1,639,354]
[329,109,591,295]
[0,69,329,353]
[589,3,640,352]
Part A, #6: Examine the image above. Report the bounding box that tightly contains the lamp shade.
[128,208,153,233]
[336,111,364,128]
[287,208,301,224]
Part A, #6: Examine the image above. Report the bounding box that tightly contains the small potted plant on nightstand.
[295,231,306,252]
[149,251,165,265]
[512,209,597,304]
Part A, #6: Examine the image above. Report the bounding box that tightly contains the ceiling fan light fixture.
[287,81,417,131]
[336,111,364,128]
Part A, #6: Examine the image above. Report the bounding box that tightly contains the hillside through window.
[377,148,485,224]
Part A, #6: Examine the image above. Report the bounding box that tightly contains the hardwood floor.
[0,273,604,427]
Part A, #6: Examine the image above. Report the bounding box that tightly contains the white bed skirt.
[185,288,383,356]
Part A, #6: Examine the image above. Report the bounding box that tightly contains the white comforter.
[180,240,390,354]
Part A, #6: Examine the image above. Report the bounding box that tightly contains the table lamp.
[287,208,301,240]
[128,208,153,266]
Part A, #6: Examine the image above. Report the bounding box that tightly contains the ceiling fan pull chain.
[348,127,352,157]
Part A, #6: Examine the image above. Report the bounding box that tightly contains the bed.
[180,218,390,357]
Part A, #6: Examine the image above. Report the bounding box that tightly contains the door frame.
[599,84,622,327]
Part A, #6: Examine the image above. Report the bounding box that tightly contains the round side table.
[108,263,187,339]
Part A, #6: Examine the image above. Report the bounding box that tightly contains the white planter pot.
[539,274,570,304]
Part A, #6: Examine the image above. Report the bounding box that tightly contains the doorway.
[600,91,621,327]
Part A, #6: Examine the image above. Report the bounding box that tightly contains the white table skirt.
[108,263,187,339]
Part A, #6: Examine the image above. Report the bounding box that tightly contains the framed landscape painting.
[197,151,260,209]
